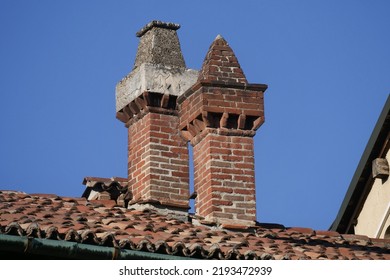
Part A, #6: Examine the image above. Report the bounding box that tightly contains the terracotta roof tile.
[315,230,342,238]
[0,190,389,260]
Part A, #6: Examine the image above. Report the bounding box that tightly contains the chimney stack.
[178,35,267,226]
[115,21,198,212]
[115,22,267,226]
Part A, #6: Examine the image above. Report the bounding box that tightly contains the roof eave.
[0,234,194,260]
[331,95,390,233]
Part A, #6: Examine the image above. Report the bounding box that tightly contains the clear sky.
[1,0,389,230]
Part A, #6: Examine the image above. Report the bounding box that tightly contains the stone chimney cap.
[136,20,181,37]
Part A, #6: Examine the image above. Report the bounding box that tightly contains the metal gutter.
[0,234,193,260]
[330,95,390,233]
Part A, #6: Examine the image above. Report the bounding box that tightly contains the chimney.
[178,35,268,226]
[115,21,198,212]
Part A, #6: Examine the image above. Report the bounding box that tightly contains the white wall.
[355,148,390,238]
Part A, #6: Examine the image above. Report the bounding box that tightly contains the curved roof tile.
[0,190,389,260]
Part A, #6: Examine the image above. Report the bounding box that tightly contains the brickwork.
[116,21,195,212]
[198,35,247,84]
[179,84,265,145]
[193,133,256,224]
[178,35,268,225]
[128,111,189,209]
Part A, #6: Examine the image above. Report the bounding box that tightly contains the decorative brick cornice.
[179,84,265,143]
[116,91,179,127]
[183,127,257,146]
[177,80,268,104]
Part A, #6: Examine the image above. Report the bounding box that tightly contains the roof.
[331,95,390,233]
[1,190,389,260]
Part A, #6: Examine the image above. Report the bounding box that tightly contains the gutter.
[0,234,193,260]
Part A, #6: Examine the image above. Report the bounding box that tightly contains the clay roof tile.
[1,190,390,260]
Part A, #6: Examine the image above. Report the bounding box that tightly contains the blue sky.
[1,0,389,230]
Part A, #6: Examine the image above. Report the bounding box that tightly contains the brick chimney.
[115,21,198,212]
[178,35,268,226]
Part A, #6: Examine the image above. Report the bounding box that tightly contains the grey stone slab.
[372,158,389,179]
[116,63,198,112]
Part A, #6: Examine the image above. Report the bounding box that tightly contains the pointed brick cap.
[198,35,247,84]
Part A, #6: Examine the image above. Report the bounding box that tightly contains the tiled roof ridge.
[1,190,389,260]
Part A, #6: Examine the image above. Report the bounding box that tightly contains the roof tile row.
[0,191,389,260]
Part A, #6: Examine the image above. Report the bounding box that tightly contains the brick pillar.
[127,111,189,209]
[193,134,256,222]
[115,21,198,212]
[178,35,268,226]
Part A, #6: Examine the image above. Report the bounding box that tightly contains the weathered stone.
[372,158,389,179]
[116,21,198,112]
[134,21,185,69]
[116,63,198,112]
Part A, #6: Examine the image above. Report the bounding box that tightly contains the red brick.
[128,110,189,208]
[212,174,233,180]
[212,187,234,194]
[224,208,245,214]
[234,188,255,195]
[236,202,256,209]
[236,214,254,221]
[223,195,245,201]
[213,212,233,219]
